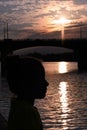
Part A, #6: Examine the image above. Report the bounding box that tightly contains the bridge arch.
[13,46,73,56]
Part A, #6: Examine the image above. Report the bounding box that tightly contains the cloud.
[0,0,87,39]
[73,0,87,5]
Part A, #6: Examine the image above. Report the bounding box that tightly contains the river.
[0,61,87,130]
[36,62,87,130]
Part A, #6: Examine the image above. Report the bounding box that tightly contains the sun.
[52,17,71,25]
[58,17,70,25]
[51,16,71,39]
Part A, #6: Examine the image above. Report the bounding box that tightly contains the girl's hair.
[5,55,44,95]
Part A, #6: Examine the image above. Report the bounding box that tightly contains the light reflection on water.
[59,81,68,113]
[59,81,69,130]
[43,62,78,74]
[35,62,87,130]
[58,62,68,74]
[59,82,68,113]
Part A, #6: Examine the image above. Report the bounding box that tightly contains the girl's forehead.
[21,61,45,77]
[35,66,45,76]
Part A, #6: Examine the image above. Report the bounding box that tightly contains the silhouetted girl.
[6,55,49,130]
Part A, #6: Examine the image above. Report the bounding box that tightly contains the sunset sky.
[0,0,87,39]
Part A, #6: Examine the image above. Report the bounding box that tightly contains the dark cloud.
[73,0,87,5]
[34,13,52,18]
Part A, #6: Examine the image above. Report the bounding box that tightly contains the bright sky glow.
[0,0,87,39]
[58,17,71,25]
[53,17,71,26]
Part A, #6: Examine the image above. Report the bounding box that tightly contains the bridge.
[0,39,87,76]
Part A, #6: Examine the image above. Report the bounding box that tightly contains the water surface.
[35,62,87,130]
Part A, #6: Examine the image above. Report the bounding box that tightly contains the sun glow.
[52,17,71,39]
[58,17,70,25]
[52,17,71,26]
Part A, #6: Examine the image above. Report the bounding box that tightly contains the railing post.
[0,50,13,77]
[78,45,87,71]
[1,51,6,77]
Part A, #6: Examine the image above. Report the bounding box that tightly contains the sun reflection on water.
[59,82,68,113]
[58,62,68,74]
[59,81,69,130]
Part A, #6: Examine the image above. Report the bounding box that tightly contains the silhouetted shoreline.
[0,38,87,52]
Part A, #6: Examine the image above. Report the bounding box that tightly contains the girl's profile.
[6,55,49,130]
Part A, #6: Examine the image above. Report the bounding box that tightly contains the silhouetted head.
[6,55,49,100]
